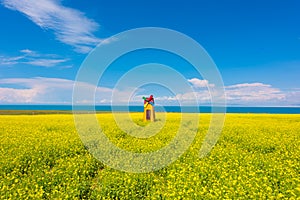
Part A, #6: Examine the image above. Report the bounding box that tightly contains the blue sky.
[0,0,299,106]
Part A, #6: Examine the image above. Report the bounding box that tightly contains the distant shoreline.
[0,110,73,115]
[0,105,300,114]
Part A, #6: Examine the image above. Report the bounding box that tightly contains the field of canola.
[0,113,299,199]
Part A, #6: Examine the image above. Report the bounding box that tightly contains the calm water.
[0,105,300,114]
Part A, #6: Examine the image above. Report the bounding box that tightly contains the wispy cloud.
[25,59,68,67]
[0,49,69,67]
[0,55,25,65]
[1,0,102,53]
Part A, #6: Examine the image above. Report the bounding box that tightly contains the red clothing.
[146,95,153,102]
[144,95,154,104]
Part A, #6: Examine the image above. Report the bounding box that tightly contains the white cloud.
[0,77,115,104]
[0,77,72,103]
[225,82,286,105]
[2,0,102,53]
[188,78,212,88]
[25,58,68,67]
[284,89,300,106]
[226,82,270,89]
[0,77,298,106]
[0,49,68,67]
[0,87,39,103]
[0,55,25,65]
[187,79,291,106]
[20,49,35,54]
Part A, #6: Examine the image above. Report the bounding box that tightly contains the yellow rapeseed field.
[0,113,299,199]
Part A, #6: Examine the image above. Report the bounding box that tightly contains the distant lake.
[0,105,300,114]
